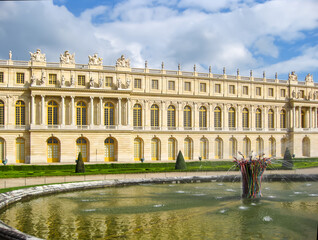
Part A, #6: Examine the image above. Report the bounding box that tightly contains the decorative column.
[41,95,45,125]
[118,98,122,126]
[178,102,182,129]
[161,101,166,130]
[71,96,75,126]
[224,104,228,130]
[264,106,267,130]
[31,95,35,125]
[250,105,254,130]
[275,106,279,130]
[309,107,312,129]
[237,105,242,131]
[292,106,296,129]
[314,107,317,128]
[210,103,214,131]
[298,107,301,128]
[193,102,197,129]
[61,96,65,126]
[90,97,94,126]
[127,98,131,126]
[99,97,103,126]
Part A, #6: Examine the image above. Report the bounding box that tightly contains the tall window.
[200,83,206,92]
[76,138,88,162]
[104,103,114,126]
[214,107,221,128]
[47,137,59,163]
[281,138,287,157]
[76,101,87,126]
[301,110,305,128]
[0,100,4,125]
[256,137,264,157]
[229,138,237,158]
[269,138,276,157]
[0,72,4,83]
[184,106,191,128]
[168,138,176,160]
[78,75,85,86]
[184,138,192,160]
[280,110,286,128]
[229,85,235,94]
[104,138,115,162]
[268,88,274,97]
[243,137,251,158]
[47,101,58,125]
[16,73,24,84]
[242,108,249,129]
[199,106,207,128]
[105,77,112,87]
[215,138,223,159]
[256,87,261,96]
[255,108,262,129]
[167,105,176,128]
[268,109,274,129]
[215,84,221,93]
[168,81,175,90]
[134,79,141,88]
[243,86,248,95]
[151,138,160,160]
[228,107,235,128]
[184,82,191,91]
[0,138,4,162]
[281,89,286,97]
[134,138,142,161]
[15,100,25,125]
[49,74,57,85]
[151,104,159,127]
[133,104,142,127]
[16,137,25,163]
[200,138,208,160]
[152,80,159,89]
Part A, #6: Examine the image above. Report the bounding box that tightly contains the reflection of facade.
[0,50,317,164]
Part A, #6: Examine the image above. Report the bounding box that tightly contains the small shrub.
[175,151,187,170]
[75,152,85,173]
[282,148,293,169]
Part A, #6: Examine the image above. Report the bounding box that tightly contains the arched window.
[168,138,176,160]
[184,138,192,160]
[15,100,25,125]
[280,110,286,129]
[200,138,208,160]
[16,137,25,163]
[0,100,4,125]
[134,138,143,161]
[228,107,236,128]
[256,137,264,157]
[104,103,114,126]
[199,106,207,128]
[151,138,160,160]
[47,101,58,125]
[47,137,59,162]
[229,137,237,158]
[215,138,223,159]
[281,138,287,157]
[76,138,88,162]
[76,101,87,126]
[268,109,274,129]
[167,105,176,128]
[301,110,305,128]
[151,104,159,127]
[255,108,262,129]
[269,137,276,157]
[0,138,5,162]
[104,138,115,162]
[184,106,191,128]
[133,104,142,127]
[242,108,249,129]
[214,107,222,129]
[243,137,251,158]
[302,137,310,157]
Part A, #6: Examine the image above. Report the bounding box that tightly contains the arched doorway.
[76,137,88,162]
[168,138,176,160]
[104,137,116,162]
[134,138,143,161]
[243,137,251,158]
[229,137,237,158]
[184,137,192,160]
[302,137,310,157]
[16,137,25,163]
[151,138,160,161]
[269,137,276,157]
[47,137,60,163]
[0,138,5,162]
[200,138,208,160]
[215,138,223,159]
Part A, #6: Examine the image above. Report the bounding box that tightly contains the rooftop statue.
[305,73,313,82]
[116,55,130,68]
[60,50,75,64]
[288,71,298,81]
[88,53,103,65]
[30,49,46,62]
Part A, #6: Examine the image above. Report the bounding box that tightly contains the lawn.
[0,158,317,179]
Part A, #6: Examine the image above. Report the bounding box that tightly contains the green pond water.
[0,181,318,240]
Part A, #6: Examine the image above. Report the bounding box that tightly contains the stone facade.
[0,50,317,164]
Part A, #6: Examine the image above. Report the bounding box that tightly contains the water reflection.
[0,182,317,240]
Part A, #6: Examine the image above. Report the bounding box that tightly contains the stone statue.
[40,71,45,86]
[194,64,196,72]
[89,77,94,87]
[60,75,65,87]
[305,73,313,82]
[70,75,75,87]
[237,69,240,76]
[209,66,211,73]
[117,78,122,89]
[88,53,103,65]
[145,60,148,68]
[98,77,103,88]
[275,72,278,79]
[178,64,181,71]
[161,62,164,70]
[116,55,130,68]
[250,70,253,77]
[292,90,296,98]
[263,71,266,78]
[288,71,298,81]
[30,49,46,62]
[30,74,36,86]
[9,51,12,60]
[60,50,75,64]
[126,78,131,88]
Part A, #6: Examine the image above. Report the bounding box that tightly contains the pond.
[0,181,317,240]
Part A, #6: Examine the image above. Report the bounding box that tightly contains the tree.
[75,152,85,173]
[282,148,293,169]
[175,151,187,170]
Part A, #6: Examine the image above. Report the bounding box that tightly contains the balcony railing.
[0,125,29,130]
[167,127,177,130]
[243,127,250,131]
[133,126,144,130]
[184,127,192,131]
[151,126,160,130]
[200,127,208,131]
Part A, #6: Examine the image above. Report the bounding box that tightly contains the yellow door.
[184,139,191,160]
[104,138,115,162]
[200,140,207,159]
[168,139,175,160]
[151,139,159,160]
[47,138,59,163]
[134,138,141,161]
[77,138,88,162]
[16,138,25,163]
[0,139,4,162]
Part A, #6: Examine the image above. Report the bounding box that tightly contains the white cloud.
[253,36,279,58]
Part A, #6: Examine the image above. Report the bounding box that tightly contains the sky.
[0,0,318,81]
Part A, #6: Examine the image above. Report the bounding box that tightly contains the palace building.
[0,49,317,164]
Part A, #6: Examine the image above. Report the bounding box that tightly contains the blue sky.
[0,0,318,81]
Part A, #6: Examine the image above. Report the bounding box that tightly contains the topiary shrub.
[282,148,293,170]
[75,152,85,173]
[175,151,187,170]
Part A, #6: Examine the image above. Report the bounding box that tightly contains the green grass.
[0,158,317,179]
